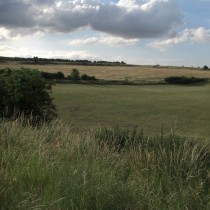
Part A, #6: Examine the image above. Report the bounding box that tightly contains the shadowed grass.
[1,118,209,209]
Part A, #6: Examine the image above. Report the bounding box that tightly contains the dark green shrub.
[164,76,207,84]
[81,74,96,80]
[0,68,57,123]
[41,71,65,80]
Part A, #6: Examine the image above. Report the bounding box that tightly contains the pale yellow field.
[1,62,210,81]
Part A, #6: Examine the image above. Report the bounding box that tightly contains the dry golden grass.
[1,62,210,81]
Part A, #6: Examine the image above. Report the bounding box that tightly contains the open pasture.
[1,62,210,81]
[53,83,210,139]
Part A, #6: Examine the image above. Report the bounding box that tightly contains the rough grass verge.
[0,118,210,210]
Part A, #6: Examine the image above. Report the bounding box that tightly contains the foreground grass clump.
[0,119,210,209]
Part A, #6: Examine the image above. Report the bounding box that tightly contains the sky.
[0,0,209,66]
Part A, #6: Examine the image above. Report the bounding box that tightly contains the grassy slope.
[53,83,210,139]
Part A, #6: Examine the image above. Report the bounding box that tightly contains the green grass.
[53,83,210,139]
[1,68,210,209]
[1,118,209,209]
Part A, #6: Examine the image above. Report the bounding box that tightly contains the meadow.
[53,83,210,139]
[1,63,210,209]
[2,62,210,139]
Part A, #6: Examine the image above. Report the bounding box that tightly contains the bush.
[41,71,65,80]
[164,76,207,84]
[0,68,57,123]
[81,74,96,81]
[67,69,97,81]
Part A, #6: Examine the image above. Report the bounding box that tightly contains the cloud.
[0,0,36,28]
[91,0,182,38]
[149,27,210,50]
[0,44,99,60]
[0,45,16,51]
[68,34,139,45]
[0,0,182,39]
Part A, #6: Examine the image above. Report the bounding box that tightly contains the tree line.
[41,69,97,81]
[0,56,127,66]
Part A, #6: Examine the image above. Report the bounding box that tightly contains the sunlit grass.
[1,62,210,81]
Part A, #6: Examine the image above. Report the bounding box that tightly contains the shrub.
[164,76,207,84]
[81,74,96,81]
[41,71,65,80]
[0,68,57,123]
[67,69,97,81]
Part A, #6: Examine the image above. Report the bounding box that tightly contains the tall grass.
[0,118,209,209]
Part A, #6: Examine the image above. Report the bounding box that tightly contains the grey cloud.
[0,0,183,39]
[91,1,182,38]
[33,0,55,5]
[47,7,95,32]
[0,0,36,28]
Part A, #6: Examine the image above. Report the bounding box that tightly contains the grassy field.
[1,62,210,81]
[53,83,210,139]
[1,63,210,209]
[1,62,210,138]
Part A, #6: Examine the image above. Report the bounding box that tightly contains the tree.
[69,69,80,81]
[203,65,209,70]
[33,56,39,64]
[0,68,57,123]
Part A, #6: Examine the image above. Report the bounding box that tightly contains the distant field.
[1,62,210,81]
[53,83,210,139]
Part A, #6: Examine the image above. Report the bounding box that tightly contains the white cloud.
[68,34,139,45]
[0,45,15,51]
[0,0,182,39]
[0,44,100,60]
[149,27,210,50]
[0,27,10,40]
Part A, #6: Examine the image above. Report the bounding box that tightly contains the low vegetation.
[164,76,208,85]
[67,69,97,81]
[41,68,97,81]
[1,118,209,209]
